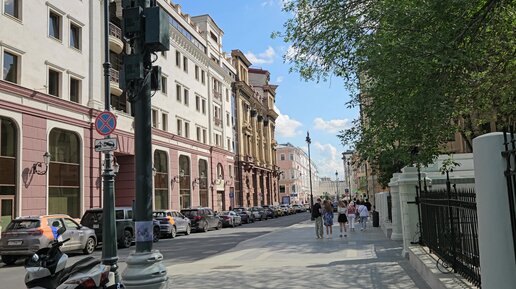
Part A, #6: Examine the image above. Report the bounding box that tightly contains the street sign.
[95,111,117,136]
[94,138,118,152]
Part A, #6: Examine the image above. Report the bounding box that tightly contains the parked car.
[262,206,276,219]
[251,206,268,221]
[219,211,242,227]
[153,210,191,238]
[234,208,254,224]
[80,207,160,249]
[280,204,291,215]
[271,206,284,217]
[181,208,222,232]
[293,204,305,213]
[0,214,97,265]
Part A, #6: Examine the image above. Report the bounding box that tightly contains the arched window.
[48,128,80,217]
[154,150,168,210]
[179,155,190,209]
[0,117,17,229]
[216,163,223,179]
[198,159,208,207]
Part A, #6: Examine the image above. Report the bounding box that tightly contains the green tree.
[275,0,515,178]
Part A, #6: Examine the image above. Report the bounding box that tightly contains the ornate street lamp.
[306,131,314,208]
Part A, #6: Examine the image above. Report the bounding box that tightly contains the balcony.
[109,68,123,96]
[214,117,222,127]
[212,89,222,101]
[109,22,124,54]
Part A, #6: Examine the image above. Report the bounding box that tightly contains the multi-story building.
[231,55,280,208]
[276,143,319,204]
[0,0,239,228]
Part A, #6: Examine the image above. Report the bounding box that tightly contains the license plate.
[93,224,99,229]
[8,240,22,246]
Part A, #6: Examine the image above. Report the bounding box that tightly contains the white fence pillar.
[398,167,422,257]
[473,132,516,289]
[389,173,403,241]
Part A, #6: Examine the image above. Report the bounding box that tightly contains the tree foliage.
[276,0,515,185]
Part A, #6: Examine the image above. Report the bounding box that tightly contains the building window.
[202,129,207,144]
[184,122,189,138]
[195,65,199,80]
[176,84,181,102]
[179,155,191,209]
[154,150,169,210]
[226,88,229,102]
[162,113,168,131]
[4,0,20,19]
[201,99,206,114]
[161,76,167,94]
[201,70,205,84]
[49,11,61,40]
[0,117,17,229]
[226,113,230,127]
[176,119,182,136]
[69,77,80,103]
[279,185,285,193]
[152,109,158,128]
[195,95,200,112]
[111,93,128,113]
[175,51,181,67]
[196,127,201,142]
[280,154,285,161]
[183,89,189,106]
[69,23,81,50]
[183,56,188,73]
[48,69,61,97]
[199,159,208,207]
[48,128,80,217]
[227,139,231,151]
[289,154,294,161]
[2,51,19,84]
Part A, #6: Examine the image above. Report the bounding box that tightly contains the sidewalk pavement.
[167,219,432,289]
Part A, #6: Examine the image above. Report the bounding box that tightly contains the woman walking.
[322,200,334,239]
[337,200,348,238]
[347,201,357,232]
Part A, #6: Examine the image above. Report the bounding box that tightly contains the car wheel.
[185,224,191,235]
[170,226,177,239]
[217,221,222,230]
[1,255,17,266]
[119,230,132,248]
[202,221,209,232]
[82,237,96,255]
[153,226,160,243]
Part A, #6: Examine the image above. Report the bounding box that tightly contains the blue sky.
[177,0,359,178]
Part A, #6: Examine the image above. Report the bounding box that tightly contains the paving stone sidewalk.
[167,220,432,289]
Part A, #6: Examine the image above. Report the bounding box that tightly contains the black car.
[181,208,222,232]
[80,207,160,248]
[251,206,268,221]
[262,205,277,219]
[234,208,254,224]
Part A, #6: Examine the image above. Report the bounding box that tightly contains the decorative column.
[388,173,403,241]
[397,167,422,257]
[473,132,516,289]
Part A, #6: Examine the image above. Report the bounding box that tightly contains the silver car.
[0,214,97,265]
[153,210,191,238]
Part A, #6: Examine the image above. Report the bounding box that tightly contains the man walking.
[312,198,323,239]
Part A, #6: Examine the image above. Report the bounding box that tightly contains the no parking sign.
[95,111,117,136]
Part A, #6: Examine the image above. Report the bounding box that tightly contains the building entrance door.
[0,197,14,232]
[217,191,225,211]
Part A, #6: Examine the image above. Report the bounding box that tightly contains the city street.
[0,213,309,288]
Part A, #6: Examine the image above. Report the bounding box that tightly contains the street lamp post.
[335,171,339,201]
[306,131,314,209]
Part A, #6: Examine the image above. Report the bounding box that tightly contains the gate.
[502,127,516,265]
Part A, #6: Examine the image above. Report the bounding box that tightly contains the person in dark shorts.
[337,200,348,238]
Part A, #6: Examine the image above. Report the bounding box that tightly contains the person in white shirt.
[337,200,348,238]
[358,204,369,231]
[347,201,357,231]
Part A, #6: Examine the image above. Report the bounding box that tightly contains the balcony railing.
[109,22,122,40]
[214,117,222,127]
[213,89,222,100]
[110,68,119,84]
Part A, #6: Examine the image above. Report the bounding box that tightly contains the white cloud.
[313,117,350,134]
[276,108,303,137]
[261,0,287,7]
[245,46,276,65]
[312,142,345,177]
[275,76,284,83]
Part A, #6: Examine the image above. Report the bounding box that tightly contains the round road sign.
[95,111,117,136]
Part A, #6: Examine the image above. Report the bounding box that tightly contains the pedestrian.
[311,198,323,239]
[347,201,357,231]
[363,198,372,212]
[337,200,348,238]
[322,200,334,239]
[358,203,369,231]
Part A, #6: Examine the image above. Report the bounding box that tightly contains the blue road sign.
[95,111,117,136]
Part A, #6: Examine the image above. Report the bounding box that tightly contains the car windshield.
[181,210,198,217]
[6,220,40,230]
[153,212,167,218]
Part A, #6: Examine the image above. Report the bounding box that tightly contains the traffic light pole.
[121,0,168,288]
[101,0,119,284]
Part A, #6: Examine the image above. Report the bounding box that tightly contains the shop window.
[199,159,208,207]
[154,150,169,210]
[179,155,190,209]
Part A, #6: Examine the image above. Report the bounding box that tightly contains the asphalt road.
[0,212,310,288]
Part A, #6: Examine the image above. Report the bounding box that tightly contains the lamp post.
[306,131,314,209]
[341,153,348,197]
[335,171,339,201]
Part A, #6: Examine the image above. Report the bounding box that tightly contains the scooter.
[24,226,117,289]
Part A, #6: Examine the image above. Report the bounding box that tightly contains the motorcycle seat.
[59,256,101,283]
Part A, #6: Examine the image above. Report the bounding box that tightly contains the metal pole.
[101,0,119,282]
[335,171,339,201]
[306,132,313,208]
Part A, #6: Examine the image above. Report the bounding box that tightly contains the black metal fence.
[420,185,481,287]
[502,127,516,265]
